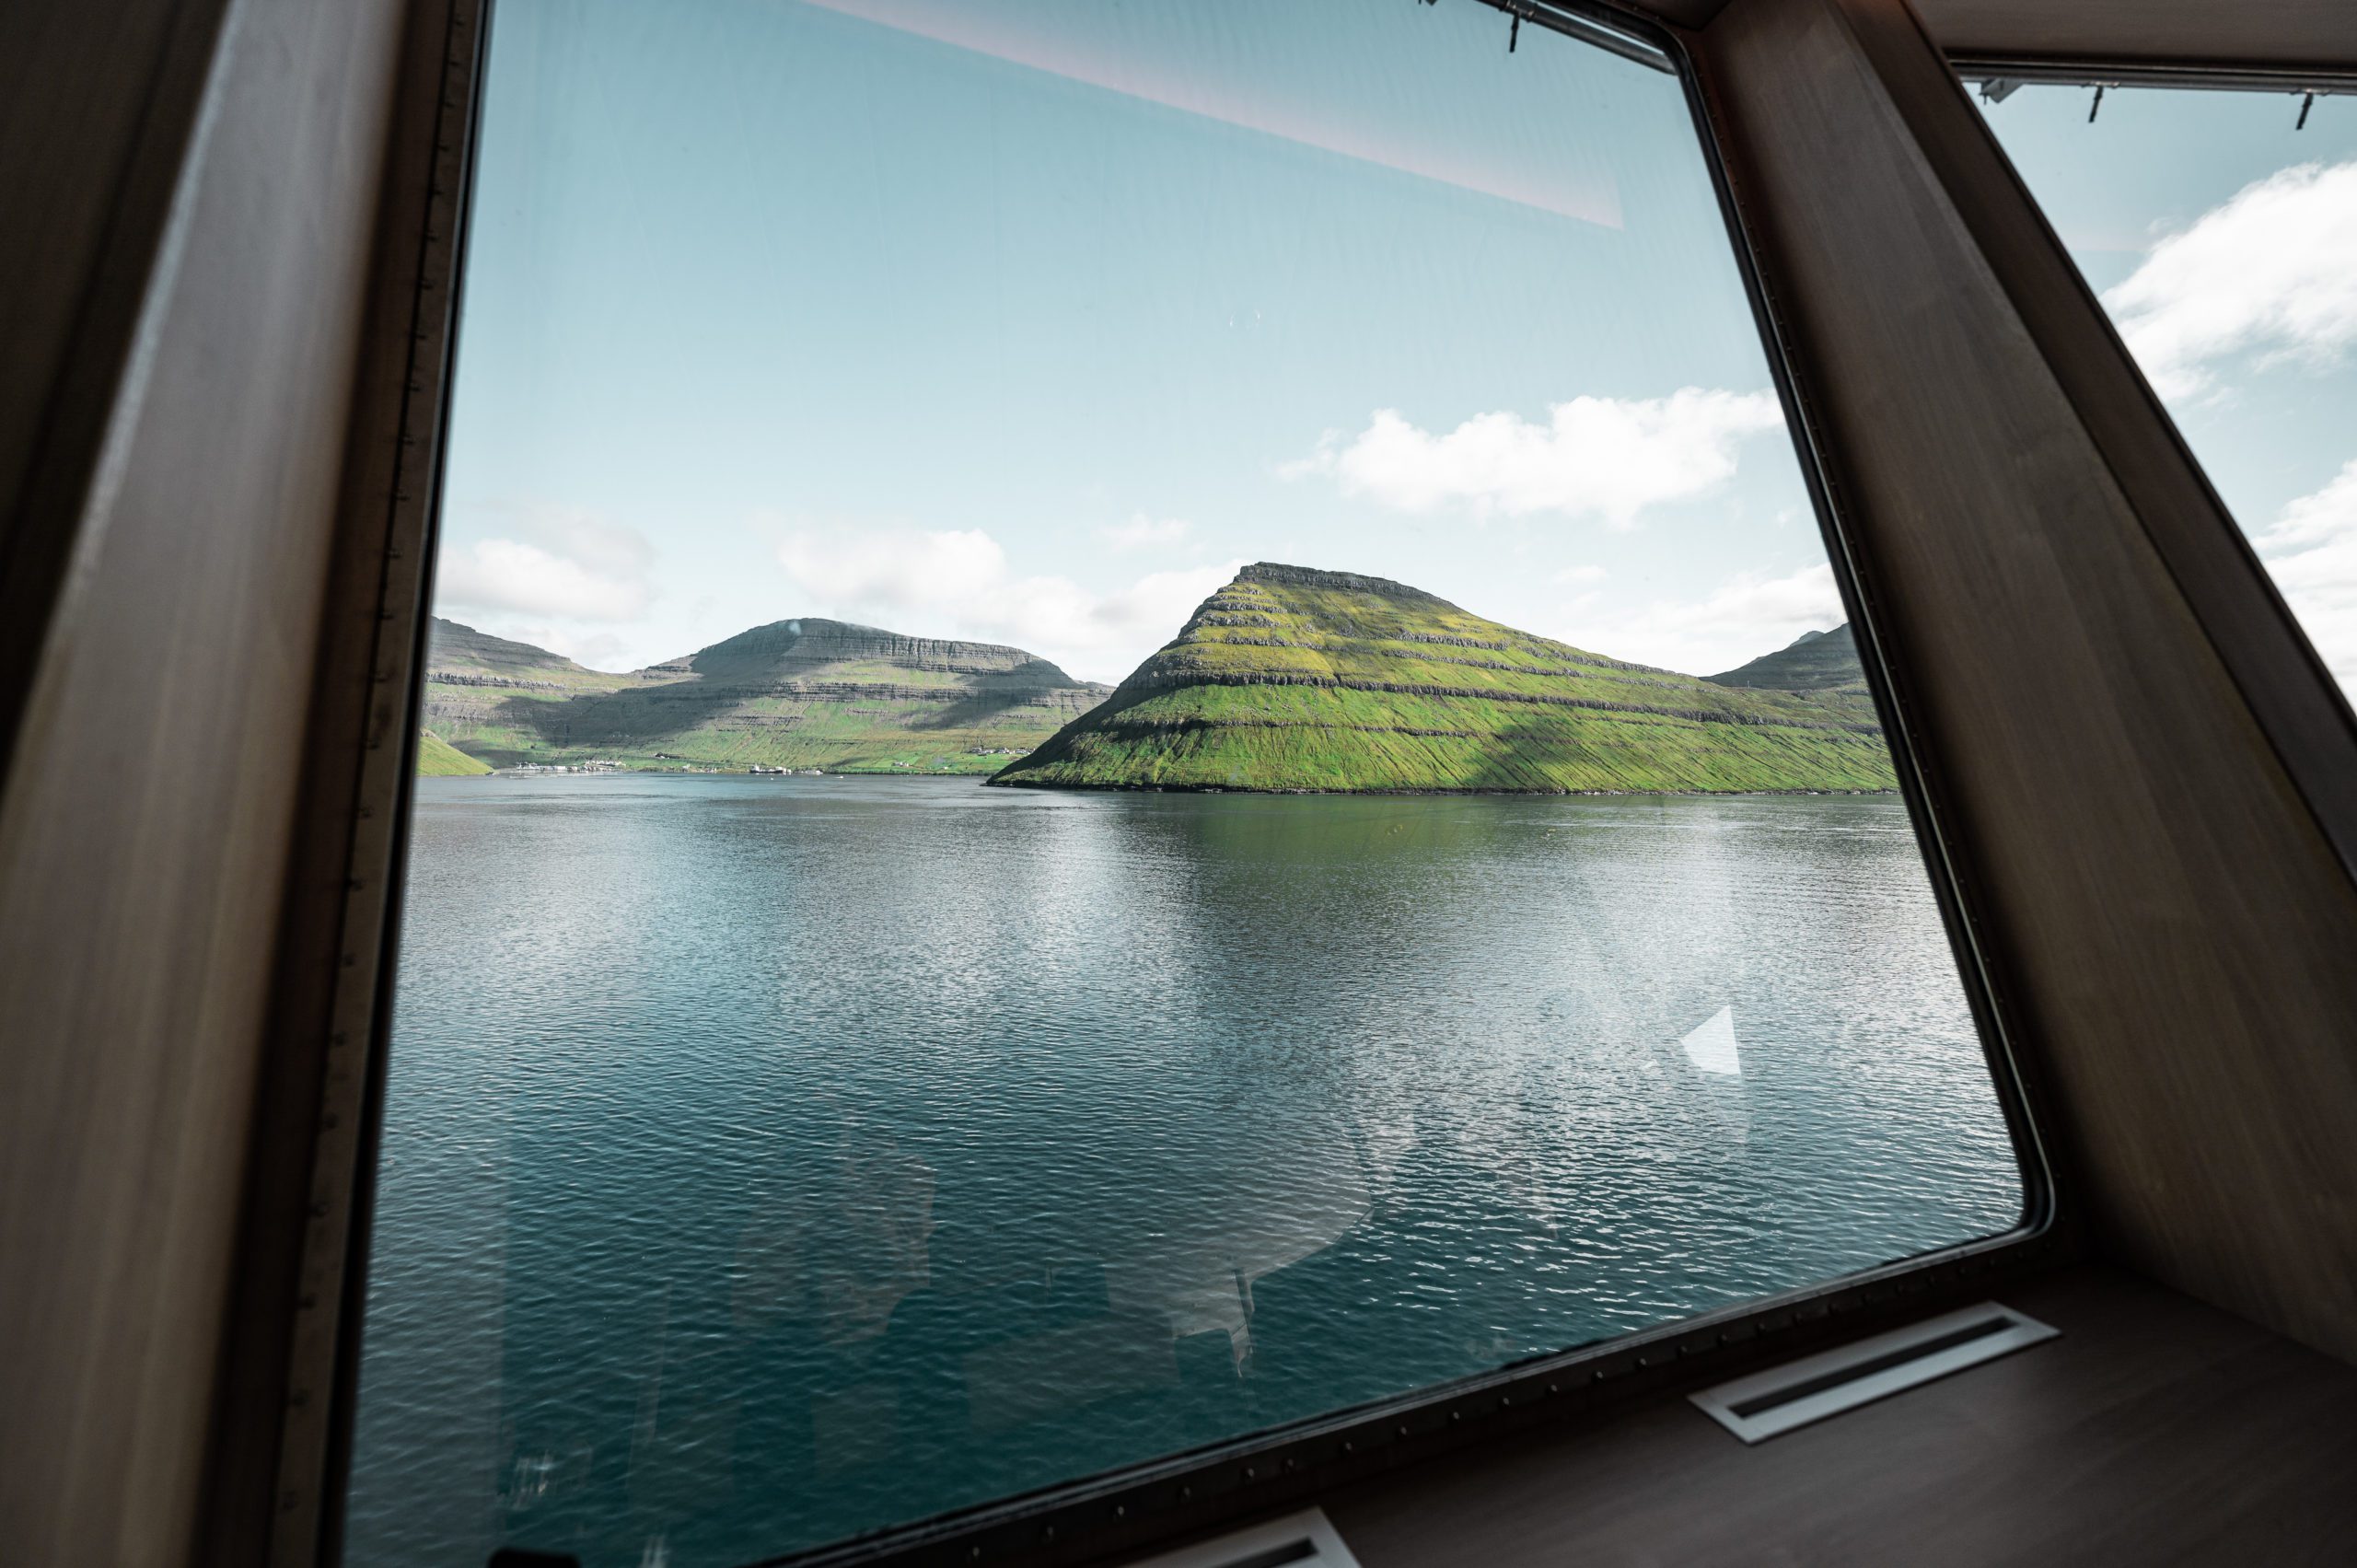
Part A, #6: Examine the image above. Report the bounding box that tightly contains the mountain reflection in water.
[348,776,2020,1568]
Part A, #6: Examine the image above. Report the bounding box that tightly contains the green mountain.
[1706,622,1864,691]
[419,619,637,765]
[989,564,1895,794]
[418,616,1109,774]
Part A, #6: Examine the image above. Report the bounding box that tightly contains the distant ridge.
[424,617,628,693]
[417,614,1108,774]
[1706,623,1864,691]
[992,564,1894,794]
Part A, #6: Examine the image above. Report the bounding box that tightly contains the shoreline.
[987,780,1900,797]
[435,771,1898,799]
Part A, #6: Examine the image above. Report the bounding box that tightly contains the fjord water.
[347,776,2021,1567]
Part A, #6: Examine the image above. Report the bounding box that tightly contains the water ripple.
[349,777,2021,1567]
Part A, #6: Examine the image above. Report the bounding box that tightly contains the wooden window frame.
[265,1,2357,1563]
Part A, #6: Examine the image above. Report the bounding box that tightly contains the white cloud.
[2255,459,2357,692]
[2269,459,2357,549]
[1551,564,1608,586]
[436,507,656,622]
[2104,159,2357,400]
[1556,563,1845,676]
[776,527,1005,611]
[775,526,1238,684]
[493,624,637,669]
[1282,389,1785,528]
[1097,514,1192,551]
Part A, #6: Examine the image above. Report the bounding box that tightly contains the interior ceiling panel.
[1634,0,2357,75]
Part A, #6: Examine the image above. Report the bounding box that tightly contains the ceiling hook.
[2297,91,2316,131]
[1509,11,1520,52]
[2087,84,2106,123]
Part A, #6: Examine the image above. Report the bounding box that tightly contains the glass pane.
[1977,82,2357,696]
[350,5,2026,1564]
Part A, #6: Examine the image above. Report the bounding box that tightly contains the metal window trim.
[1115,1507,1363,1568]
[1689,1300,2061,1443]
[1947,53,2357,97]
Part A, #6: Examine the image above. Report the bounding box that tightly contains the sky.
[430,0,2353,694]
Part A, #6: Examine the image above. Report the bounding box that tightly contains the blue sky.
[432,1,2353,691]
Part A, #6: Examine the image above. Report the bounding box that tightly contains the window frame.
[1945,56,2357,890]
[288,4,2069,1564]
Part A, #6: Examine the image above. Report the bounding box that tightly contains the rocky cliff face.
[992,563,1895,794]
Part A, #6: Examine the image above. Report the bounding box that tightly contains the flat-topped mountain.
[1706,622,1864,691]
[990,563,1894,793]
[417,615,1109,774]
[642,618,1081,690]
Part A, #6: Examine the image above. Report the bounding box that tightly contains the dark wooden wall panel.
[1914,0,2357,75]
[0,0,409,1560]
[0,0,209,553]
[1323,1267,2357,1567]
[0,0,232,766]
[1631,0,2357,73]
[1689,0,2357,1361]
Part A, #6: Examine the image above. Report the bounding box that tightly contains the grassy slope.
[993,565,1896,794]
[415,729,492,775]
[422,617,1109,773]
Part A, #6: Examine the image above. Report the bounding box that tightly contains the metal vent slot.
[1120,1507,1364,1568]
[1691,1301,2058,1443]
[1216,1543,1319,1568]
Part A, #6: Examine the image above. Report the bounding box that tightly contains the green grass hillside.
[991,564,1895,794]
[417,616,1109,774]
[415,729,493,775]
[1707,623,1864,691]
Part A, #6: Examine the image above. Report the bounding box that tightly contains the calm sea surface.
[347,775,2023,1567]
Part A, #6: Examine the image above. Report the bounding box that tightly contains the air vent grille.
[1691,1301,2058,1443]
[1120,1507,1363,1568]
